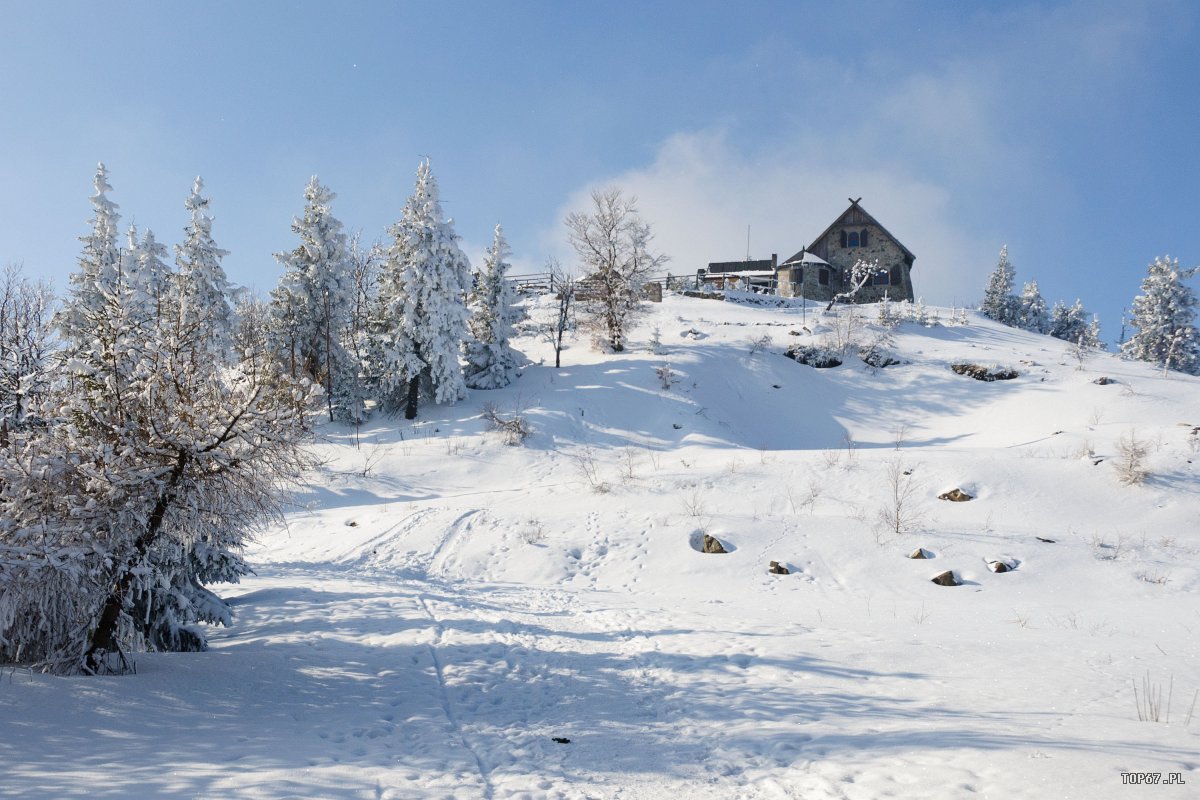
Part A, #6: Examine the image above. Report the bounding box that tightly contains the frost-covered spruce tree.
[463,224,519,389]
[1122,255,1200,374]
[1049,299,1103,349]
[271,178,364,423]
[981,245,1018,325]
[59,163,121,347]
[133,228,173,323]
[1016,280,1048,333]
[370,160,470,419]
[175,177,232,361]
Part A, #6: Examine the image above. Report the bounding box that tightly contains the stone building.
[776,198,915,303]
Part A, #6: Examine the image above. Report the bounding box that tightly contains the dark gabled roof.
[705,259,775,274]
[806,197,916,262]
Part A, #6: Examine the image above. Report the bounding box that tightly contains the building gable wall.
[810,220,914,302]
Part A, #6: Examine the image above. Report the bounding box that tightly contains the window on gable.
[839,230,847,247]
[847,231,860,248]
[890,265,901,286]
[861,229,869,247]
[818,268,830,286]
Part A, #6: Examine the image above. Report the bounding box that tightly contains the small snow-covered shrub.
[859,342,903,369]
[748,334,772,356]
[656,363,675,389]
[482,405,530,446]
[785,344,842,368]
[950,363,1019,381]
[1114,431,1151,485]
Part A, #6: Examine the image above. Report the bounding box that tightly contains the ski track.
[417,593,496,800]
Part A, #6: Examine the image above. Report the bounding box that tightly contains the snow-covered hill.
[4,294,1198,799]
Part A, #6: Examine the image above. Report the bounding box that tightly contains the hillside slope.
[3,294,1198,799]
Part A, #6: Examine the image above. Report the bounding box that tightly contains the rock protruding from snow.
[1093,376,1114,385]
[908,548,931,560]
[768,561,790,574]
[702,534,728,554]
[938,488,974,502]
[987,560,1012,573]
[950,363,1018,381]
[930,570,961,587]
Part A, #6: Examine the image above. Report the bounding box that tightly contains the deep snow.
[3,294,1199,799]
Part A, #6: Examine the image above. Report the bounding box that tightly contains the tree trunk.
[84,450,189,673]
[404,374,420,420]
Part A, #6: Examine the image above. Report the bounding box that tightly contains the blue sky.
[2,0,1197,341]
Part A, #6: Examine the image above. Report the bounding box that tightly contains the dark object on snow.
[672,423,682,430]
[702,534,728,554]
[1093,376,1113,385]
[1092,458,1105,466]
[950,363,1019,381]
[772,384,782,389]
[930,570,961,587]
[784,344,842,368]
[552,737,571,744]
[1035,536,1056,543]
[768,560,790,574]
[908,548,930,560]
[346,520,358,527]
[938,488,974,502]
[987,560,1011,573]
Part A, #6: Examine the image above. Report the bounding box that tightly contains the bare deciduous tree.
[566,188,667,352]
[539,259,576,369]
[0,264,54,432]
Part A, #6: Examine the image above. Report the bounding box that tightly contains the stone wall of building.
[814,223,914,303]
[776,264,837,301]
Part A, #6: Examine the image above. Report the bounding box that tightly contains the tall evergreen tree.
[980,245,1018,325]
[60,163,121,346]
[271,178,364,423]
[174,177,232,361]
[1016,280,1049,333]
[1122,255,1199,374]
[369,160,470,419]
[463,224,520,389]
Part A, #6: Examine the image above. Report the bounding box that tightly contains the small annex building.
[699,254,778,291]
[777,198,915,303]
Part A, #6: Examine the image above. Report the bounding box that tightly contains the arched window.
[861,229,869,247]
[839,230,847,247]
[847,231,860,248]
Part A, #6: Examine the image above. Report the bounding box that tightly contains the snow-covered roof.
[780,251,830,267]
